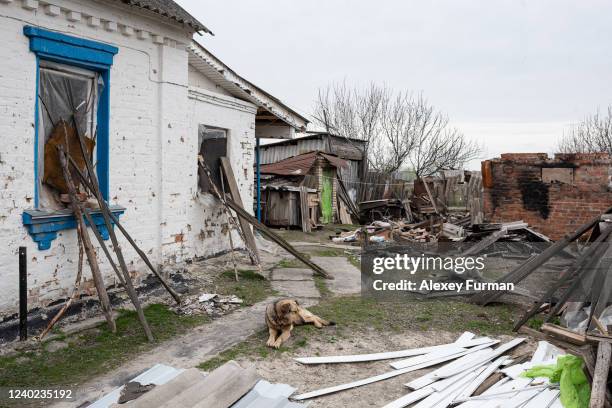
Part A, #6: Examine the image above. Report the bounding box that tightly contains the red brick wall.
[482,153,612,240]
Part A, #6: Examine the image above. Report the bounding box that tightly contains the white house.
[0,0,307,321]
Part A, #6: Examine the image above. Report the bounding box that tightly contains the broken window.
[37,61,102,209]
[198,125,228,193]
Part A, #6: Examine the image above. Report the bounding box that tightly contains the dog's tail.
[320,318,336,326]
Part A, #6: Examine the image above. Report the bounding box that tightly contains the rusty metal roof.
[115,0,212,34]
[259,151,348,176]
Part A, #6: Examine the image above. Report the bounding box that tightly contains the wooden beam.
[58,146,115,333]
[220,157,260,265]
[223,196,331,279]
[541,323,587,345]
[590,342,611,408]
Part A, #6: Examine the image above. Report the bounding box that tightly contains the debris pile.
[292,332,601,408]
[171,293,244,316]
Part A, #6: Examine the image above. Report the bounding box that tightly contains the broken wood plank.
[472,372,505,396]
[433,338,526,379]
[592,317,609,336]
[220,157,260,265]
[422,180,439,214]
[293,349,486,401]
[590,342,611,408]
[541,323,587,346]
[294,335,491,364]
[460,228,507,257]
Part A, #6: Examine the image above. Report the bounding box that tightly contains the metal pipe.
[256,136,261,221]
[19,246,27,341]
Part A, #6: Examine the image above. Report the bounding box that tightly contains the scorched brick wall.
[482,153,612,240]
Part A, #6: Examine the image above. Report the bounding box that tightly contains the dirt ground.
[232,328,537,408]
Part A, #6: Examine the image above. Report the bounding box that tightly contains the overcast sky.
[177,0,612,169]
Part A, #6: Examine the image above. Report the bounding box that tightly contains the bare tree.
[558,106,612,155]
[313,81,385,175]
[314,82,480,176]
[407,98,480,177]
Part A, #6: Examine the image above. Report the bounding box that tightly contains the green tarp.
[522,355,590,408]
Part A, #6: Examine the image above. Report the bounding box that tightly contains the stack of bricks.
[482,152,612,241]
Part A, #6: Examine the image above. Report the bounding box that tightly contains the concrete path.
[269,267,320,300]
[53,252,359,407]
[54,298,275,408]
[311,256,361,295]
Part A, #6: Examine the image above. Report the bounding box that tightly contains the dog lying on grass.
[265,299,334,348]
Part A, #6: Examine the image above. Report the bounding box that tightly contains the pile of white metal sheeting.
[293,332,568,408]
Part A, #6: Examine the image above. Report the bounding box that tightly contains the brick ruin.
[482,153,612,240]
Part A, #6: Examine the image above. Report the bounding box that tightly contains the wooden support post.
[67,155,182,304]
[590,342,611,408]
[71,118,153,341]
[19,246,27,341]
[58,145,116,333]
[220,167,239,282]
[225,196,331,279]
[198,157,329,278]
[219,157,260,265]
[299,186,311,233]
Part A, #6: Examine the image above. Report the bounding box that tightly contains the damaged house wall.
[0,0,260,319]
[185,85,256,258]
[482,153,612,240]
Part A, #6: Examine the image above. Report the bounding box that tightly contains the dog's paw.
[266,338,276,348]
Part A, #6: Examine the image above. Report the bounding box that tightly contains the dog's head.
[274,299,302,326]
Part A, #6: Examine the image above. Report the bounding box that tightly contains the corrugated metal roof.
[88,364,185,408]
[259,151,348,176]
[233,380,309,408]
[115,0,212,34]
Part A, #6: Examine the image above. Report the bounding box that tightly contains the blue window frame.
[21,26,124,250]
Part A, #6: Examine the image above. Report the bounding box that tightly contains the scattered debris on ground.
[87,361,305,408]
[291,331,597,408]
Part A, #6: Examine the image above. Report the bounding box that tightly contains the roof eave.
[188,41,308,132]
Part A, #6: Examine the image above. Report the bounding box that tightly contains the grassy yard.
[0,304,208,391]
[0,266,276,399]
[214,269,276,306]
[197,292,518,371]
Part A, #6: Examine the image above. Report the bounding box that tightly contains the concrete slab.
[271,268,313,281]
[271,280,320,299]
[311,256,361,295]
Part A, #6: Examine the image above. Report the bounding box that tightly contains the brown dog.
[265,299,334,348]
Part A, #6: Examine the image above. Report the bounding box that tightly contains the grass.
[214,269,276,306]
[0,304,208,390]
[527,315,561,330]
[276,259,307,268]
[197,295,518,370]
